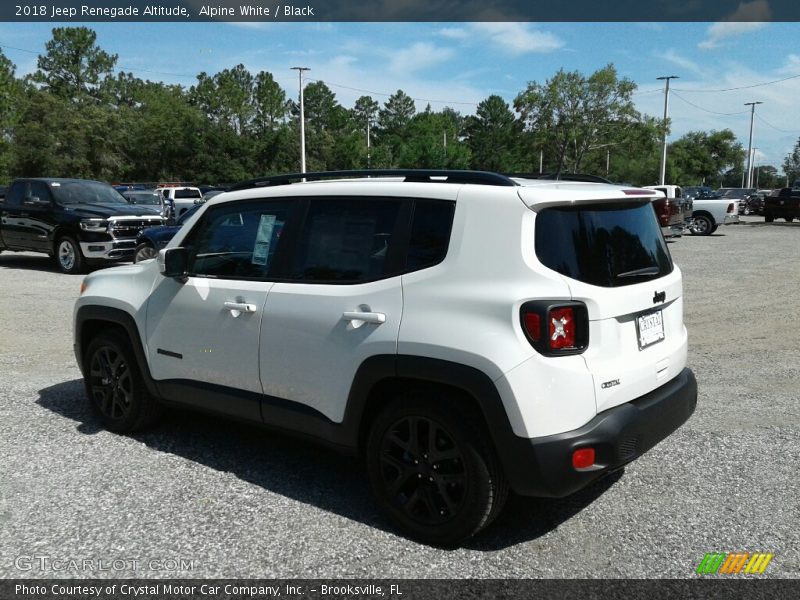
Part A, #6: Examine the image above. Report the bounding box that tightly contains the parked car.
[155,186,204,219]
[716,187,755,202]
[74,169,696,546]
[739,192,765,215]
[690,196,740,235]
[133,204,201,263]
[123,190,174,221]
[645,185,692,236]
[0,178,164,273]
[682,186,714,200]
[764,188,800,222]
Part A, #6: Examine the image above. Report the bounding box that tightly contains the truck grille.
[108,218,164,240]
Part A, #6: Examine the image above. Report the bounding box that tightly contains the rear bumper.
[723,214,740,225]
[503,368,697,497]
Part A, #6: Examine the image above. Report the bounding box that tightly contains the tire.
[765,216,774,223]
[710,224,718,234]
[83,332,163,432]
[55,236,85,274]
[690,214,714,236]
[743,207,751,215]
[785,217,794,222]
[134,242,158,263]
[366,391,508,546]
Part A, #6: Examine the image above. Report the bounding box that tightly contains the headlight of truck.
[79,218,108,232]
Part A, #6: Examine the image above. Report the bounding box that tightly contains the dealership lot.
[1,216,798,578]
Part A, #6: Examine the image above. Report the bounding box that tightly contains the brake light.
[523,312,541,342]
[520,301,588,355]
[572,448,596,469]
[549,307,576,349]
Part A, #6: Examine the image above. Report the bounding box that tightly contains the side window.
[290,198,402,283]
[185,201,289,279]
[29,182,53,203]
[4,183,24,207]
[406,200,455,272]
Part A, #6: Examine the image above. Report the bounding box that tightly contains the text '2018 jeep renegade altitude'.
[73,170,697,546]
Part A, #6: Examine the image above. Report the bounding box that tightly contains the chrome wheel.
[58,240,76,271]
[134,244,158,263]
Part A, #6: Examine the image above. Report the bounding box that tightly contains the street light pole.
[657,75,679,186]
[291,66,310,174]
[744,101,763,189]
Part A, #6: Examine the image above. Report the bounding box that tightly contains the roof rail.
[228,169,518,191]
[506,172,613,184]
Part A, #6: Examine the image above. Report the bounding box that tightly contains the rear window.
[174,189,202,199]
[535,201,673,288]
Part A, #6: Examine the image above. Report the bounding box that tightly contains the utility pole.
[606,148,611,176]
[291,67,310,174]
[752,148,759,188]
[539,150,543,174]
[657,75,679,186]
[366,117,371,169]
[744,101,763,188]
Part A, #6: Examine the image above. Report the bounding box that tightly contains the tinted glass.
[126,192,161,205]
[535,201,673,288]
[29,182,53,203]
[186,202,288,279]
[406,200,455,271]
[5,183,24,206]
[175,189,202,199]
[290,198,402,283]
[51,181,127,205]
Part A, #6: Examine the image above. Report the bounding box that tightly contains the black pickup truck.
[0,178,165,273]
[764,188,800,223]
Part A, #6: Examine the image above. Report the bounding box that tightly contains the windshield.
[51,181,128,205]
[126,193,161,205]
[535,201,673,288]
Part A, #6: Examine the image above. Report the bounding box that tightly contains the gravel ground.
[1,216,798,579]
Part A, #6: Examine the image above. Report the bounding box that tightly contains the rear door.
[18,181,56,251]
[534,200,686,414]
[258,196,407,424]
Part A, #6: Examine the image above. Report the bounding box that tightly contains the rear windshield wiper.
[616,266,661,279]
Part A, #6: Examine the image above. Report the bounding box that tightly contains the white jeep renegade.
[74,170,697,546]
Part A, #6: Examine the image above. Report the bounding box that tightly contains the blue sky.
[1,21,798,174]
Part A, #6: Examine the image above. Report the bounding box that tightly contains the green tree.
[465,95,522,172]
[514,64,638,173]
[0,49,23,181]
[782,137,800,184]
[667,129,745,186]
[33,27,117,100]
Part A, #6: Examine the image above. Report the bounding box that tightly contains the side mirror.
[159,247,188,278]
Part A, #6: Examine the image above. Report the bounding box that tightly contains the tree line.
[0,26,794,189]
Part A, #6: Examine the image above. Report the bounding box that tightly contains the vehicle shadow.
[37,379,620,551]
[0,254,111,273]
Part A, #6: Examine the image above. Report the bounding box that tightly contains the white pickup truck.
[690,197,739,235]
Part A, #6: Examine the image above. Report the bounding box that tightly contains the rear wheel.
[366,391,508,546]
[55,236,85,274]
[690,214,714,236]
[84,332,162,432]
[765,215,774,223]
[134,242,158,263]
[785,217,794,222]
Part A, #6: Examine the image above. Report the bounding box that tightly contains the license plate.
[636,310,665,350]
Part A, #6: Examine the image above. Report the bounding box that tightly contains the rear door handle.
[224,301,257,316]
[342,311,386,325]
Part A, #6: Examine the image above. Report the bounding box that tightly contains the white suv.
[74,170,697,546]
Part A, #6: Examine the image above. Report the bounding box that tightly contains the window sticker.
[252,214,277,266]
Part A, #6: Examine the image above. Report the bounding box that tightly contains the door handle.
[224,301,257,315]
[342,311,386,325]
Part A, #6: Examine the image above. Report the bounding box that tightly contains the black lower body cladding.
[503,368,697,497]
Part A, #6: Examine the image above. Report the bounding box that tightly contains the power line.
[672,73,800,93]
[671,92,750,116]
[755,113,795,135]
[307,77,480,106]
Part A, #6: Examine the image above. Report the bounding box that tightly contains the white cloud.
[699,0,771,49]
[470,23,564,55]
[656,49,706,77]
[438,27,469,40]
[388,42,455,74]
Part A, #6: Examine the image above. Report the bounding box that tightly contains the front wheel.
[55,236,85,274]
[785,217,794,222]
[84,332,163,432]
[134,243,158,263]
[366,392,508,546]
[765,215,774,223]
[690,215,714,236]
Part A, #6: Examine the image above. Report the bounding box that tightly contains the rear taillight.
[520,301,589,356]
[727,203,735,213]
